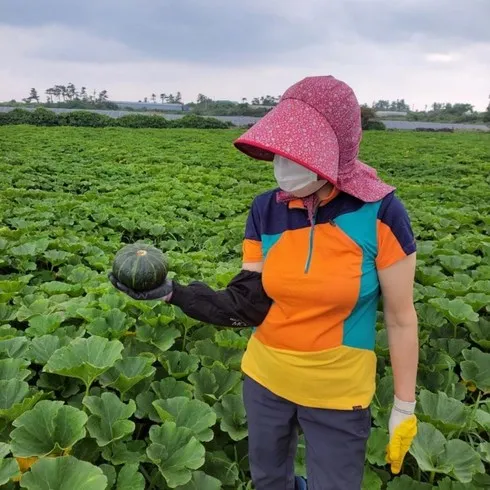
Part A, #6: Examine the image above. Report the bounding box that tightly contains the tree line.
[2,83,489,123]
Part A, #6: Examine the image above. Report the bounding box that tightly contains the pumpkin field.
[0,126,489,489]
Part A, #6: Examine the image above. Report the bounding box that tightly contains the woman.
[110,76,419,490]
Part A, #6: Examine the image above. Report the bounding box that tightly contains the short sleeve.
[242,198,263,263]
[376,193,416,270]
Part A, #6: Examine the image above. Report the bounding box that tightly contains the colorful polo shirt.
[241,188,416,410]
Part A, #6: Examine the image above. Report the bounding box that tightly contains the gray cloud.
[2,0,488,61]
[342,0,489,46]
[0,0,324,63]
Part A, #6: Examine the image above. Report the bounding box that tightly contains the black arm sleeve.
[168,270,271,327]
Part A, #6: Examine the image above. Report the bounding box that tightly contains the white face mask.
[273,154,326,197]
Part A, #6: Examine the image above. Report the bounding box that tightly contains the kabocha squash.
[112,243,167,292]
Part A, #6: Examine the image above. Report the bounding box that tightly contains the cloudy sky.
[1,0,489,110]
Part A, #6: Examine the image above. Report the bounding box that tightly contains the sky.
[0,0,489,110]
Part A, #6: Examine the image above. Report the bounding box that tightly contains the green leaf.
[152,397,216,442]
[460,348,490,393]
[11,400,87,457]
[416,304,447,329]
[386,475,432,489]
[361,465,383,490]
[189,365,241,402]
[213,394,247,441]
[190,339,242,369]
[417,390,469,433]
[429,339,470,360]
[40,282,82,296]
[16,299,51,322]
[416,265,447,286]
[99,356,156,396]
[135,379,193,422]
[0,444,20,485]
[0,304,16,323]
[159,351,199,379]
[439,254,481,273]
[188,368,217,401]
[101,441,147,466]
[0,457,20,486]
[0,279,27,303]
[83,392,136,447]
[0,379,29,414]
[44,336,123,391]
[28,335,69,365]
[19,455,107,490]
[134,391,159,422]
[477,443,490,464]
[146,422,205,488]
[44,250,73,266]
[0,337,29,359]
[115,464,145,490]
[437,477,480,489]
[100,464,117,488]
[410,422,451,474]
[86,309,133,339]
[463,293,490,312]
[204,451,239,487]
[136,324,180,353]
[0,381,46,422]
[214,330,248,350]
[410,423,484,483]
[429,298,479,326]
[0,358,31,381]
[366,428,389,466]
[151,378,194,400]
[25,314,63,337]
[467,318,490,350]
[177,471,222,490]
[443,439,486,483]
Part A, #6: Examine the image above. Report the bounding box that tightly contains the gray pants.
[243,376,371,490]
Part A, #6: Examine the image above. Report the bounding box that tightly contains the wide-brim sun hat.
[234,75,394,202]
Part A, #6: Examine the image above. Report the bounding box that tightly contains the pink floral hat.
[234,75,395,202]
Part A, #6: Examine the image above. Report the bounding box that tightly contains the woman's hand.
[378,253,419,473]
[386,397,417,474]
[108,273,173,301]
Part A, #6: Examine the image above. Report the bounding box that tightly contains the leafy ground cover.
[0,126,489,489]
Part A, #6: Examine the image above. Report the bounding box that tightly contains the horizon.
[1,82,487,113]
[1,0,489,111]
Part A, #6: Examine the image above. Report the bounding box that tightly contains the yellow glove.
[385,396,417,474]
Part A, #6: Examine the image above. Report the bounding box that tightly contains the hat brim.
[234,98,340,185]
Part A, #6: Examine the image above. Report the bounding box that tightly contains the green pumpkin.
[112,243,167,292]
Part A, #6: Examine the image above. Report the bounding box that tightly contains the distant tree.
[97,90,109,103]
[66,83,77,100]
[373,100,390,110]
[197,94,211,104]
[24,88,40,103]
[167,94,175,103]
[175,92,182,104]
[144,97,148,103]
[160,93,167,104]
[241,97,248,104]
[483,96,490,123]
[45,88,55,103]
[151,93,156,103]
[80,87,88,101]
[251,97,261,105]
[360,105,377,129]
[54,85,67,101]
